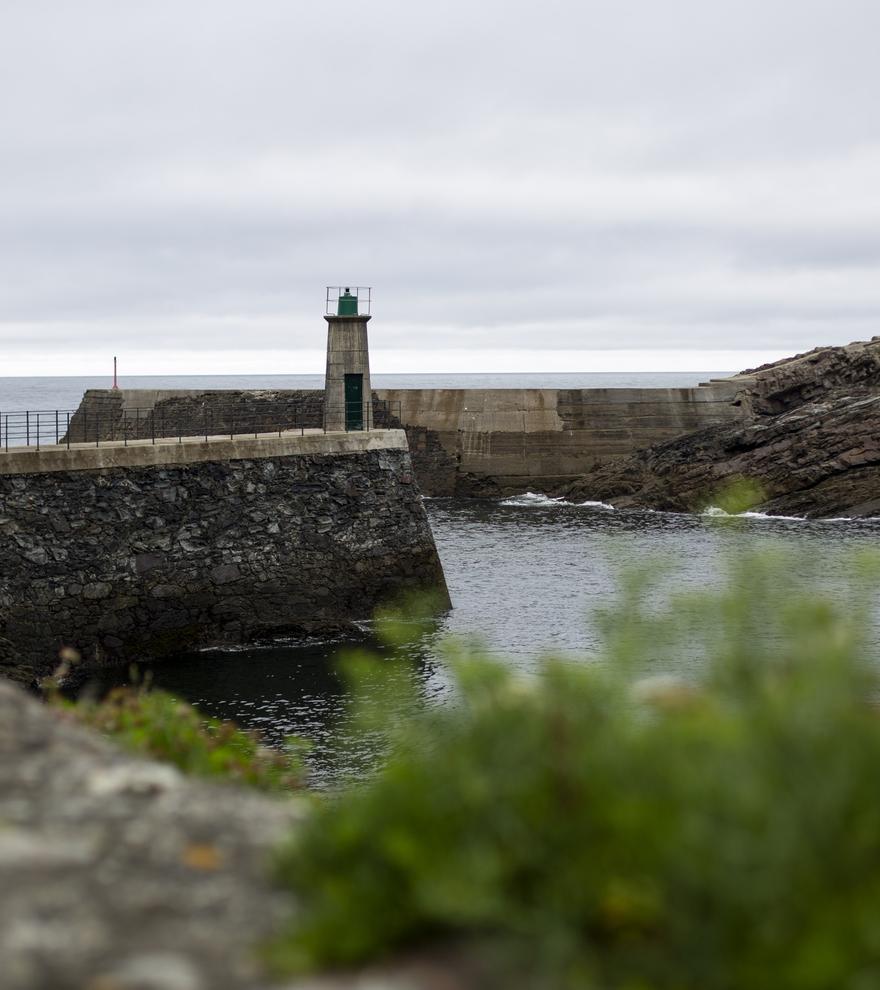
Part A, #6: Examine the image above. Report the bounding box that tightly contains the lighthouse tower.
[323,286,373,432]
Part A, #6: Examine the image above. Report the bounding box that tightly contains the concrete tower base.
[324,314,372,432]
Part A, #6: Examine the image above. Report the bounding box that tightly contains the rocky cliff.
[563,338,880,518]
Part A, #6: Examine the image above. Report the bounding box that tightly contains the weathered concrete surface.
[375,384,745,495]
[0,435,448,684]
[0,429,408,476]
[563,338,880,518]
[0,678,305,990]
[324,316,372,432]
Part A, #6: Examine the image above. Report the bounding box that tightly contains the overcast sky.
[2,0,880,375]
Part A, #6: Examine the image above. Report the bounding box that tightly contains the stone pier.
[0,429,448,683]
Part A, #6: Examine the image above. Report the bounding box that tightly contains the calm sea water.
[83,497,880,785]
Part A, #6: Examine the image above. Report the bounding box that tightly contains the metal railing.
[0,409,76,450]
[324,285,372,316]
[0,399,403,451]
[321,399,401,431]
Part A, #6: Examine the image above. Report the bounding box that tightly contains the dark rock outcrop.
[564,339,880,518]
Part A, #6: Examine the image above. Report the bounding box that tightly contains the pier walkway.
[0,428,407,475]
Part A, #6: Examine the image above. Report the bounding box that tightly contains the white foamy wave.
[500,492,615,511]
[702,506,806,521]
[500,492,572,507]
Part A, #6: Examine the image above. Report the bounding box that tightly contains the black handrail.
[0,399,403,451]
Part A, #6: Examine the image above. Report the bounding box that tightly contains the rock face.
[0,442,449,684]
[563,339,880,518]
[0,679,304,990]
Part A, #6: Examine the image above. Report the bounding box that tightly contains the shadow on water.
[79,497,880,785]
[79,628,450,786]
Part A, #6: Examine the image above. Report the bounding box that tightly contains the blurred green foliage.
[699,475,767,515]
[55,683,306,793]
[270,550,880,988]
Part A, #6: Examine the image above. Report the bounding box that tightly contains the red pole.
[112,356,118,390]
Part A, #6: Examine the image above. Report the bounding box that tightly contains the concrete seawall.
[376,383,747,495]
[63,381,749,496]
[0,430,448,683]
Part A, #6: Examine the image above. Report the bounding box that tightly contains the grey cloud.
[2,0,880,369]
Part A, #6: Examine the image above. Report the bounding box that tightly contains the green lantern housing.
[337,288,358,317]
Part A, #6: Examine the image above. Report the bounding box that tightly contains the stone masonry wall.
[63,389,325,444]
[0,444,448,683]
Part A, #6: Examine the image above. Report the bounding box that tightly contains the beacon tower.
[323,286,372,432]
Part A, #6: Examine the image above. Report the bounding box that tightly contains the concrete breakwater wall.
[376,384,747,495]
[0,431,448,683]
[67,381,748,496]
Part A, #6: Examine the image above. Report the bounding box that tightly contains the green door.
[344,373,364,430]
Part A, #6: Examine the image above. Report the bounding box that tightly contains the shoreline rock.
[563,338,880,518]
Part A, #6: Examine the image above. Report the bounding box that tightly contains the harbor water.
[82,496,880,785]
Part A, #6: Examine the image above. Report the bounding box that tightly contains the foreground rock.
[564,338,880,518]
[0,681,485,990]
[0,679,306,990]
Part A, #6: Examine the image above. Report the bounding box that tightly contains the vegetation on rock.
[53,682,306,793]
[270,549,880,988]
